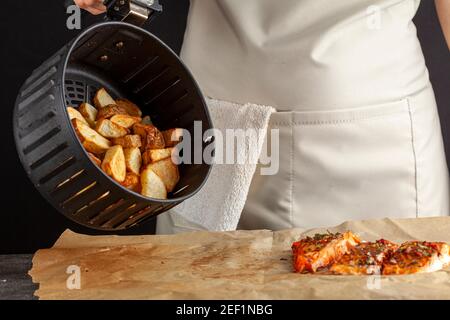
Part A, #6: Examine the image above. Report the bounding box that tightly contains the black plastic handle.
[64,1,162,26]
[104,0,162,25]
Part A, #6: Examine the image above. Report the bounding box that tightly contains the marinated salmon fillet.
[382,241,450,275]
[330,239,398,275]
[292,231,360,273]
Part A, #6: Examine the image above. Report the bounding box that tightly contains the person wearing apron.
[76,0,450,232]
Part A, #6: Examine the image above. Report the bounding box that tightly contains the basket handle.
[103,0,163,26]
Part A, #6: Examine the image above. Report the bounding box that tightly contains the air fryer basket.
[13,22,213,231]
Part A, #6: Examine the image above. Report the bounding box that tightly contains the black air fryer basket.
[13,0,213,231]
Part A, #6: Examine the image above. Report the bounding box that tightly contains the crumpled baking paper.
[29,216,450,299]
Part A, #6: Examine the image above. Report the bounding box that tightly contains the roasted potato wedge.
[142,148,174,165]
[110,114,142,129]
[147,158,180,192]
[112,135,142,148]
[120,172,141,193]
[87,152,102,166]
[133,123,165,151]
[93,88,116,109]
[79,102,98,127]
[67,106,89,125]
[95,119,129,139]
[71,119,111,154]
[141,167,167,199]
[96,104,128,120]
[123,147,142,175]
[101,145,126,183]
[116,98,142,117]
[162,128,184,147]
[82,141,110,155]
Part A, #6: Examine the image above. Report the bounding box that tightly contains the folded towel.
[156,98,275,233]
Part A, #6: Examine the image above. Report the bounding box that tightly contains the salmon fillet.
[382,241,450,275]
[292,231,360,273]
[330,239,398,275]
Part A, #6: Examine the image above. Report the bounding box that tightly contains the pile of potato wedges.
[68,88,182,199]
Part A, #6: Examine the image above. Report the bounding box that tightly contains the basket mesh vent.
[65,79,85,106]
[65,79,100,108]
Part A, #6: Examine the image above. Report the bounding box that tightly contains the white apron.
[156,0,449,233]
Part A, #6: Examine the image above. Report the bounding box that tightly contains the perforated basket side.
[13,47,175,231]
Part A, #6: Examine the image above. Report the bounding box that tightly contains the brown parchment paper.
[30,217,450,299]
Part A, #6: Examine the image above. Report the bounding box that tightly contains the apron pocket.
[290,99,418,229]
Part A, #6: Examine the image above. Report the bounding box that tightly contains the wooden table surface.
[0,255,37,300]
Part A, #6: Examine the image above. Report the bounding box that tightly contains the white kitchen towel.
[159,98,275,232]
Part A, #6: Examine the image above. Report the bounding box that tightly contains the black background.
[0,0,448,254]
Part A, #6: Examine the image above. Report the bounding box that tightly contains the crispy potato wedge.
[71,119,111,154]
[82,141,110,155]
[102,145,126,183]
[93,88,116,109]
[116,98,142,117]
[110,114,142,129]
[95,119,129,139]
[67,106,89,125]
[162,128,184,147]
[142,148,173,165]
[141,115,153,125]
[87,152,102,166]
[96,104,128,120]
[133,123,165,151]
[79,102,98,127]
[120,172,141,193]
[141,167,167,199]
[147,158,180,192]
[112,135,142,148]
[123,147,142,175]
